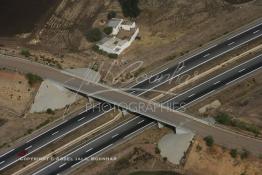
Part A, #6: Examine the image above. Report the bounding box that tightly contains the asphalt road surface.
[0,22,261,171]
[32,54,262,175]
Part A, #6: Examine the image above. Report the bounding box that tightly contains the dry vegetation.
[184,137,262,175]
[1,0,262,84]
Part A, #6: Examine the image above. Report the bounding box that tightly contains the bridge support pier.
[88,97,95,105]
[157,122,164,129]
[118,109,129,117]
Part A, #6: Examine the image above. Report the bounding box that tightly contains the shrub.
[108,53,118,59]
[46,108,55,115]
[240,149,249,159]
[20,48,31,57]
[155,146,160,154]
[86,28,102,42]
[25,73,42,86]
[230,149,238,158]
[204,136,214,147]
[103,26,113,35]
[107,11,116,20]
[215,113,232,125]
[118,0,140,18]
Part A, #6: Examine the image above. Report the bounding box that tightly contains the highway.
[32,54,262,175]
[0,22,261,171]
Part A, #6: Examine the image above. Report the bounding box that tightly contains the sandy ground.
[0,70,37,115]
[184,137,262,175]
[1,0,262,85]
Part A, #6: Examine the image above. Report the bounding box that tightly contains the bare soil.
[184,137,262,175]
[1,0,262,85]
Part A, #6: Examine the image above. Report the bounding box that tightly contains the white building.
[97,18,139,55]
[107,18,123,35]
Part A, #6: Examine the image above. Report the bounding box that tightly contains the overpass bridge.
[0,55,205,128]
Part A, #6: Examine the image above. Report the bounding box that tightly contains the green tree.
[20,48,31,57]
[103,26,113,35]
[215,113,232,125]
[46,108,55,115]
[86,28,103,42]
[204,136,214,147]
[108,53,118,59]
[25,73,42,86]
[155,146,160,154]
[240,149,249,159]
[230,149,238,158]
[107,11,116,20]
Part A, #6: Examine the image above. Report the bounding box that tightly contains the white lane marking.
[32,117,142,174]
[25,146,32,150]
[227,22,262,40]
[253,30,260,34]
[112,134,119,138]
[0,108,112,172]
[52,131,59,136]
[165,54,262,104]
[0,161,5,165]
[85,148,93,153]
[71,144,114,168]
[0,149,14,158]
[227,41,235,46]
[24,103,101,144]
[77,117,85,122]
[188,94,195,98]
[79,111,86,115]
[214,81,220,85]
[137,120,144,124]
[203,53,210,57]
[238,68,245,72]
[59,163,66,168]
[140,32,262,97]
[226,66,261,86]
[124,123,154,139]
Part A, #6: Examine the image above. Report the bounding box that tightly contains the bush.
[118,0,140,18]
[108,53,118,59]
[215,113,232,125]
[20,48,31,57]
[230,149,238,158]
[155,147,160,154]
[204,136,214,147]
[46,108,55,115]
[25,73,42,86]
[86,28,103,42]
[240,149,249,159]
[103,26,113,35]
[107,11,116,20]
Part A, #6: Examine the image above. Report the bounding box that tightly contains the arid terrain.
[1,0,262,83]
[0,0,261,175]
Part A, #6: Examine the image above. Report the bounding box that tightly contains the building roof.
[98,37,128,50]
[122,20,134,26]
[117,28,136,40]
[107,18,123,28]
